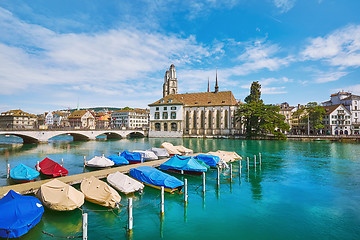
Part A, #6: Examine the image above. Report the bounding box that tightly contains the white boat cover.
[80,176,121,208]
[107,171,144,194]
[160,142,182,155]
[86,156,114,168]
[36,179,84,211]
[133,150,158,160]
[149,147,169,158]
[174,145,193,155]
[216,150,242,160]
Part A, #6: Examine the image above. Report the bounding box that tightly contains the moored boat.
[9,164,39,183]
[194,154,220,168]
[174,145,193,155]
[0,190,44,238]
[159,155,207,175]
[148,147,169,159]
[129,166,184,193]
[107,171,144,194]
[80,176,121,208]
[120,151,143,164]
[107,155,129,165]
[133,150,158,160]
[85,156,114,168]
[160,142,181,156]
[36,179,85,211]
[36,157,69,177]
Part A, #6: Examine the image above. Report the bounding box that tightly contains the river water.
[0,136,359,240]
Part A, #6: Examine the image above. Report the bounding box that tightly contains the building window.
[171,106,176,110]
[185,111,189,130]
[208,111,212,128]
[164,107,167,110]
[163,112,168,119]
[155,123,161,131]
[193,111,197,129]
[155,112,160,119]
[171,112,176,119]
[171,122,177,131]
[216,110,220,129]
[164,123,168,131]
[156,107,159,111]
[225,110,228,128]
[200,111,204,129]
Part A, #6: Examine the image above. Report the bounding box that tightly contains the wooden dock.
[0,158,170,197]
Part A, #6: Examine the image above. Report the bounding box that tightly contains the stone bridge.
[0,129,147,144]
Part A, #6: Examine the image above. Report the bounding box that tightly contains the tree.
[235,81,289,139]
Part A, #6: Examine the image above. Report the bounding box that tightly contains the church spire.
[215,69,219,93]
[207,77,209,92]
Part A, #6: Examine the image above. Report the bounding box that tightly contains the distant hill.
[63,107,123,113]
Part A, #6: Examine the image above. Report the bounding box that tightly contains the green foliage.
[236,81,290,139]
[299,102,325,130]
[122,106,134,110]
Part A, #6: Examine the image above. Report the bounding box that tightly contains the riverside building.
[148,65,241,138]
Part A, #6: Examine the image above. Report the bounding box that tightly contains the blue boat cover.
[120,151,142,162]
[10,164,40,181]
[194,154,220,167]
[129,166,184,189]
[0,190,44,238]
[159,155,208,172]
[108,155,129,165]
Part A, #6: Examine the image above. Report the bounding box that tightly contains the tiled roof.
[149,91,238,107]
[322,104,350,115]
[330,91,351,97]
[0,109,35,117]
[113,108,149,114]
[342,95,360,101]
[69,110,93,119]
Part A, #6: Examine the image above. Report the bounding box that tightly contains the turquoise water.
[0,136,359,240]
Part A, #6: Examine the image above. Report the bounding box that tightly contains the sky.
[1,0,360,114]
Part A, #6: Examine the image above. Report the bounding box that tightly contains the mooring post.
[83,156,86,167]
[82,213,88,240]
[230,164,233,179]
[161,186,165,215]
[102,154,105,157]
[118,152,121,156]
[181,170,184,175]
[36,161,40,172]
[184,178,188,203]
[259,153,262,166]
[128,198,133,232]
[202,172,206,194]
[61,158,63,167]
[7,164,10,178]
[239,159,242,175]
[254,155,257,169]
[247,157,249,171]
[217,166,220,186]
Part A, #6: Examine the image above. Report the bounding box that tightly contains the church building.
[148,65,241,138]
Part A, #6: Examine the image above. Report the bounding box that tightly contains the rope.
[41,231,82,239]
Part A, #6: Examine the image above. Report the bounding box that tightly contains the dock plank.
[0,158,169,197]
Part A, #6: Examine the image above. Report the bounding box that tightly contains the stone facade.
[111,109,149,129]
[0,109,37,129]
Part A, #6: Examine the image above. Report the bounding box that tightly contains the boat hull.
[142,182,182,193]
[165,169,204,176]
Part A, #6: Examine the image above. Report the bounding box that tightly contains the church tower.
[163,64,178,97]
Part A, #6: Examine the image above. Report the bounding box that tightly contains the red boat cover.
[38,157,69,177]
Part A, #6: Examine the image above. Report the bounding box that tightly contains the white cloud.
[273,0,296,13]
[332,84,360,95]
[314,71,348,83]
[302,24,360,68]
[262,86,287,94]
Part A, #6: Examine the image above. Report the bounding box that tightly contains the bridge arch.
[126,131,145,138]
[0,133,39,144]
[98,132,124,140]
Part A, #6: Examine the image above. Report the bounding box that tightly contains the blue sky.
[1,0,360,113]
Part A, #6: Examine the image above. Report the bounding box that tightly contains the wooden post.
[247,157,249,171]
[259,153,262,166]
[254,155,257,169]
[7,164,10,178]
[160,186,165,215]
[217,167,220,186]
[36,161,40,172]
[181,170,184,175]
[239,160,242,175]
[83,156,86,167]
[82,213,88,240]
[184,179,188,203]
[202,172,206,194]
[230,164,233,179]
[118,152,121,156]
[102,154,105,157]
[128,198,133,231]
[61,158,63,167]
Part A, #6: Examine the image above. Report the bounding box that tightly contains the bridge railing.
[0,127,147,131]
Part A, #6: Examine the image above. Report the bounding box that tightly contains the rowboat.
[129,166,183,193]
[9,164,39,183]
[159,155,207,175]
[0,190,44,238]
[36,179,84,211]
[107,171,144,194]
[36,157,69,177]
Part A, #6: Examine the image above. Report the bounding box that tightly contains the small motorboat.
[129,166,183,193]
[107,155,129,165]
[36,179,84,211]
[148,147,169,159]
[0,190,44,238]
[174,145,193,155]
[107,171,144,194]
[194,154,220,168]
[160,142,181,156]
[9,164,39,183]
[80,176,121,208]
[37,157,69,177]
[159,155,207,175]
[85,156,114,168]
[120,151,143,164]
[133,150,158,160]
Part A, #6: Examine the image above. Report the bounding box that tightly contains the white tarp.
[160,142,181,155]
[107,171,144,194]
[86,156,114,168]
[80,176,121,208]
[149,147,169,158]
[37,179,84,211]
[174,145,193,155]
[216,150,242,160]
[133,150,158,160]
